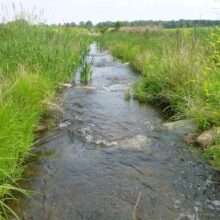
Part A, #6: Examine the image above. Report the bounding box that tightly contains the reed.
[0,18,92,219]
[79,49,94,84]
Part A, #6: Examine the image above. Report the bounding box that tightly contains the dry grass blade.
[132,192,141,220]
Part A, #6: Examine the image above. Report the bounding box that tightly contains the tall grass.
[202,27,220,168]
[99,27,220,169]
[0,19,91,218]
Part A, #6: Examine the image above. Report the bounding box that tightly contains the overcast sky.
[1,0,220,24]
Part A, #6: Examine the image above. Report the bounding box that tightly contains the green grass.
[0,20,92,219]
[98,27,220,169]
[79,48,93,84]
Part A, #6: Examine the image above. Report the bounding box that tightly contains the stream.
[15,44,220,220]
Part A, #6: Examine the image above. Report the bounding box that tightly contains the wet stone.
[161,119,197,135]
[119,135,150,150]
[196,129,215,148]
[74,85,96,91]
[103,84,130,91]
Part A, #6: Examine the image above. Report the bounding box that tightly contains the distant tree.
[115,21,122,29]
[96,19,220,29]
[84,21,93,29]
[63,22,77,28]
[64,23,70,27]
[79,21,85,28]
[70,22,77,27]
[39,22,46,26]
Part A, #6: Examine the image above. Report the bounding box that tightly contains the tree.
[115,21,122,29]
[85,21,93,29]
[79,21,85,28]
[70,22,77,27]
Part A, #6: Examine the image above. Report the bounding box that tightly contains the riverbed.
[15,44,220,220]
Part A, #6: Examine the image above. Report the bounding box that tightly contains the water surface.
[16,44,220,220]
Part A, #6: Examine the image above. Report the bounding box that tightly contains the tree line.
[45,19,220,29]
[96,20,220,29]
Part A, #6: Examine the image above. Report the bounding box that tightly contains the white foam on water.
[173,200,181,209]
[212,200,220,206]
[80,127,117,147]
[94,140,117,147]
[176,207,199,220]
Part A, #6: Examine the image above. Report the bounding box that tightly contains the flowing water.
[15,44,220,220]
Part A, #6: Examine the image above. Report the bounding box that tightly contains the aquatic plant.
[124,89,132,101]
[79,50,94,84]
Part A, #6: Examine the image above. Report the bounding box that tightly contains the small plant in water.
[79,51,94,84]
[124,89,132,101]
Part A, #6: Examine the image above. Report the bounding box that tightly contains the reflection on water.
[15,43,220,220]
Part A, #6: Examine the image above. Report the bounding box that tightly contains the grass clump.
[99,27,220,169]
[79,48,93,84]
[200,27,220,168]
[0,20,92,218]
[124,90,132,101]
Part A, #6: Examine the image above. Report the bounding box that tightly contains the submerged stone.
[103,84,130,91]
[75,85,96,91]
[119,135,150,150]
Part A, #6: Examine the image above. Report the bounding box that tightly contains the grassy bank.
[99,27,220,169]
[0,20,91,218]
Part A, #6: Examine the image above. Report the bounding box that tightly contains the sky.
[1,0,220,24]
